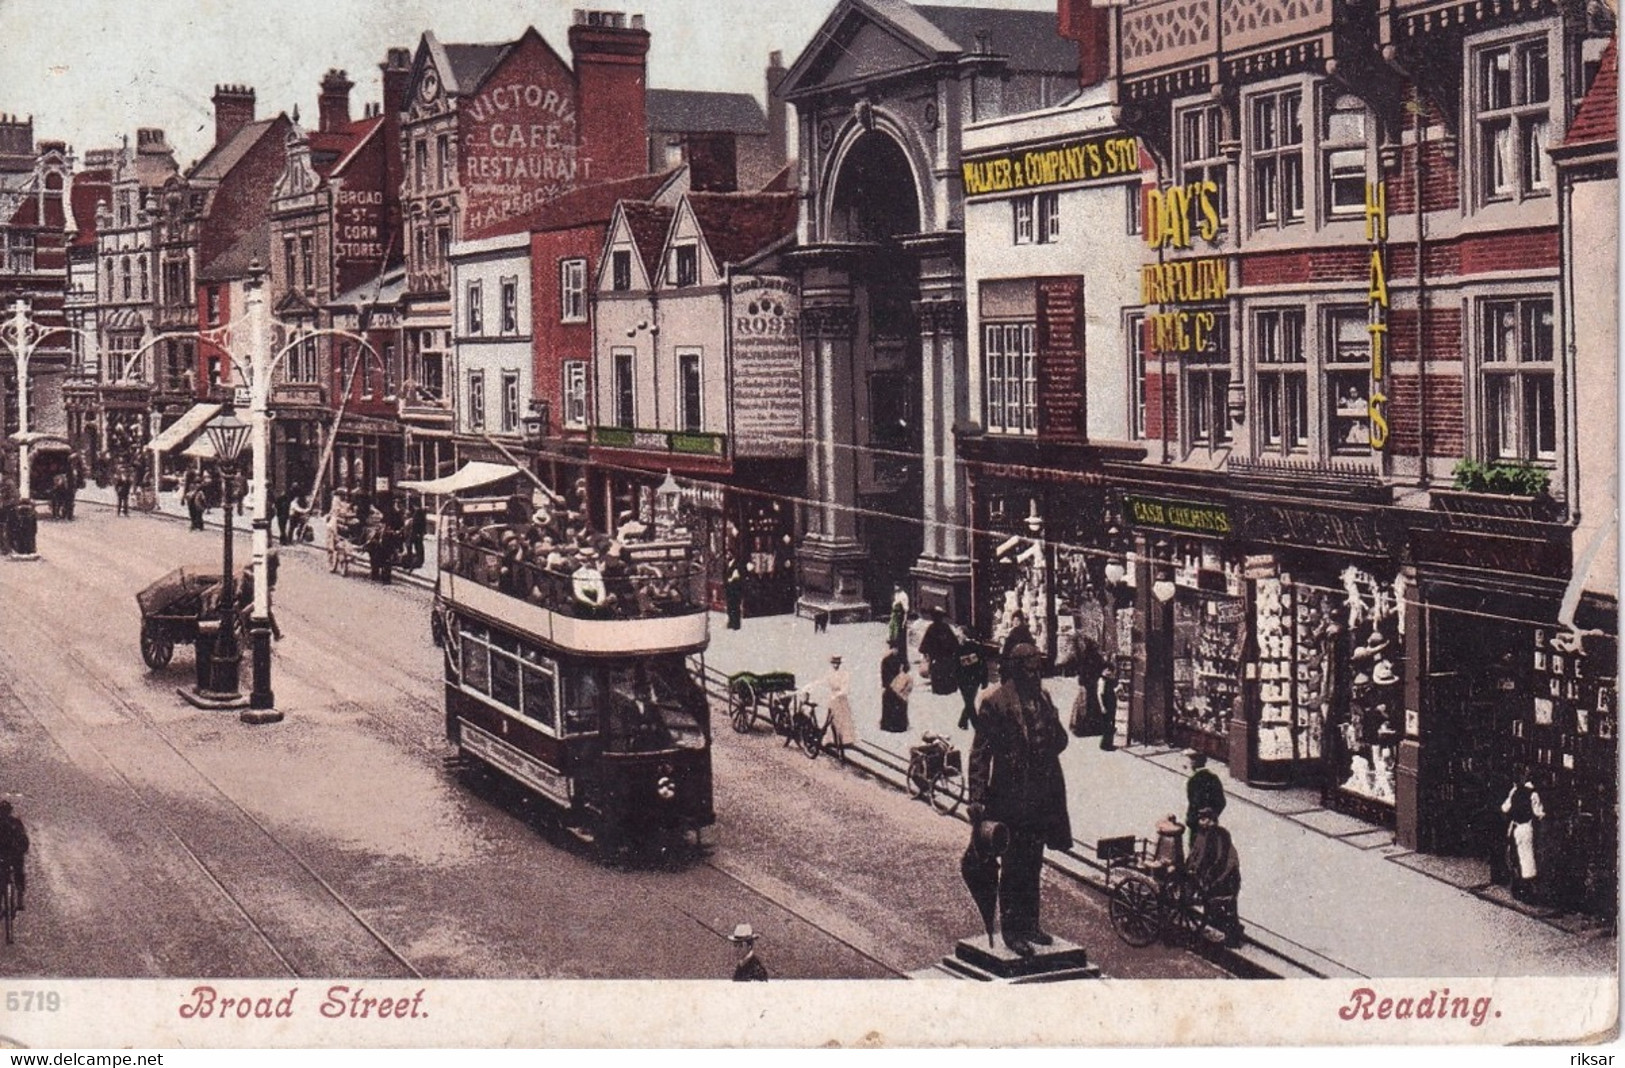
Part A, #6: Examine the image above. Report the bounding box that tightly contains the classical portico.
[779,0,1079,622]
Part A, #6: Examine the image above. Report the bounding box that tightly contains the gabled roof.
[70,167,113,249]
[445,42,515,93]
[621,202,676,279]
[197,220,269,282]
[647,90,767,135]
[779,0,1075,100]
[519,168,685,235]
[328,115,386,181]
[190,118,279,183]
[1564,38,1617,150]
[685,191,798,267]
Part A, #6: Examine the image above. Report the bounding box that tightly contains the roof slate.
[914,4,1078,71]
[686,191,798,267]
[198,219,270,282]
[647,90,767,135]
[622,202,676,279]
[1565,38,1618,149]
[190,118,277,183]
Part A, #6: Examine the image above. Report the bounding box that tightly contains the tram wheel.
[1109,876,1162,948]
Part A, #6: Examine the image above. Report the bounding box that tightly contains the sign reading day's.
[961,134,1140,196]
[730,275,802,458]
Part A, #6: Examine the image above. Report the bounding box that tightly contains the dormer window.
[673,245,698,287]
[612,249,632,291]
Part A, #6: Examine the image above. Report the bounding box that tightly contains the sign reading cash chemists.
[961,134,1140,195]
[1125,495,1232,536]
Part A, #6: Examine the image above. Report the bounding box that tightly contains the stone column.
[795,301,869,623]
[909,296,972,619]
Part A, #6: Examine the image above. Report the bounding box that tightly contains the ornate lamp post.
[201,407,250,701]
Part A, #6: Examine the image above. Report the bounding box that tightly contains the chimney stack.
[1057,0,1112,88]
[319,69,354,133]
[212,84,257,146]
[766,51,788,171]
[136,127,170,154]
[569,10,650,184]
[380,47,412,221]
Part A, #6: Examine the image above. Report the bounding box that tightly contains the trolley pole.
[243,263,281,723]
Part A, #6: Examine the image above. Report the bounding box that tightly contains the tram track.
[0,558,424,979]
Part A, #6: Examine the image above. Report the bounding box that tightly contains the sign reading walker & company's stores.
[960,133,1140,195]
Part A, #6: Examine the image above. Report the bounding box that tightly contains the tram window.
[522,665,557,729]
[604,658,706,752]
[490,630,519,654]
[562,670,599,735]
[462,638,490,694]
[490,650,520,708]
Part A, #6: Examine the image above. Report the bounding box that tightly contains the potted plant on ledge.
[1432,459,1561,521]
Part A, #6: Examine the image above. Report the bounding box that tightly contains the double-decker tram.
[420,465,714,851]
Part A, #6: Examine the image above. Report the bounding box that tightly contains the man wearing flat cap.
[967,642,1071,956]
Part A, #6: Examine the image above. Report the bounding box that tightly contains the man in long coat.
[967,642,1071,956]
[918,607,961,695]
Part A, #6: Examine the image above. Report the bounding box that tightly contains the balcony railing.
[438,535,708,655]
[1120,0,1338,79]
[590,426,727,458]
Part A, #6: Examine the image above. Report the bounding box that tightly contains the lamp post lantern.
[201,406,250,702]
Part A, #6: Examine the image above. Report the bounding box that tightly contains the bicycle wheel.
[768,693,793,736]
[906,758,931,801]
[728,681,756,733]
[1108,875,1161,947]
[930,771,963,815]
[797,714,822,759]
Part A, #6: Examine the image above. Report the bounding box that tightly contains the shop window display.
[1253,572,1334,768]
[1326,566,1405,809]
[1171,540,1245,746]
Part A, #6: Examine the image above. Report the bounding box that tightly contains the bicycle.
[1,863,19,946]
[784,692,846,762]
[906,732,964,814]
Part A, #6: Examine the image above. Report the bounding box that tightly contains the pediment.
[780,1,955,100]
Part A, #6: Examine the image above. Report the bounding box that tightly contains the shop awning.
[148,403,222,454]
[398,461,524,495]
[181,434,218,460]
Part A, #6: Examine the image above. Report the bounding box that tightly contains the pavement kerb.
[830,731,1342,980]
[75,489,438,592]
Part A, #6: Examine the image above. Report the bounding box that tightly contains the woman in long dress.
[880,644,911,733]
[823,655,855,749]
[1501,768,1545,902]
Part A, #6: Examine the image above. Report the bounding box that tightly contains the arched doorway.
[828,129,926,611]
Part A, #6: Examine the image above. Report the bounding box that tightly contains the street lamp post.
[201,407,250,702]
[6,300,37,502]
[242,267,280,723]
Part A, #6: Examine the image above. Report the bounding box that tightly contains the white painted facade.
[449,230,532,439]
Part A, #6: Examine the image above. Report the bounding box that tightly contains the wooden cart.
[135,566,245,669]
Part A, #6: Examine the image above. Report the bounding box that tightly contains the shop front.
[966,449,1125,665]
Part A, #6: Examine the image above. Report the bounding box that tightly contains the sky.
[0,0,1054,171]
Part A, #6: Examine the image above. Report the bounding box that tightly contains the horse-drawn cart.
[135,566,246,669]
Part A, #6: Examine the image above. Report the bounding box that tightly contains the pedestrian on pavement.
[729,923,768,981]
[275,489,293,545]
[724,559,744,630]
[1098,661,1119,751]
[955,637,990,731]
[967,642,1071,957]
[1187,807,1242,945]
[1185,749,1226,845]
[113,464,132,516]
[880,643,911,733]
[0,800,28,912]
[186,476,206,531]
[888,584,909,658]
[1501,765,1545,903]
[919,607,961,696]
[404,497,428,569]
[1070,637,1108,738]
[48,474,67,520]
[823,655,856,748]
[1001,610,1036,660]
